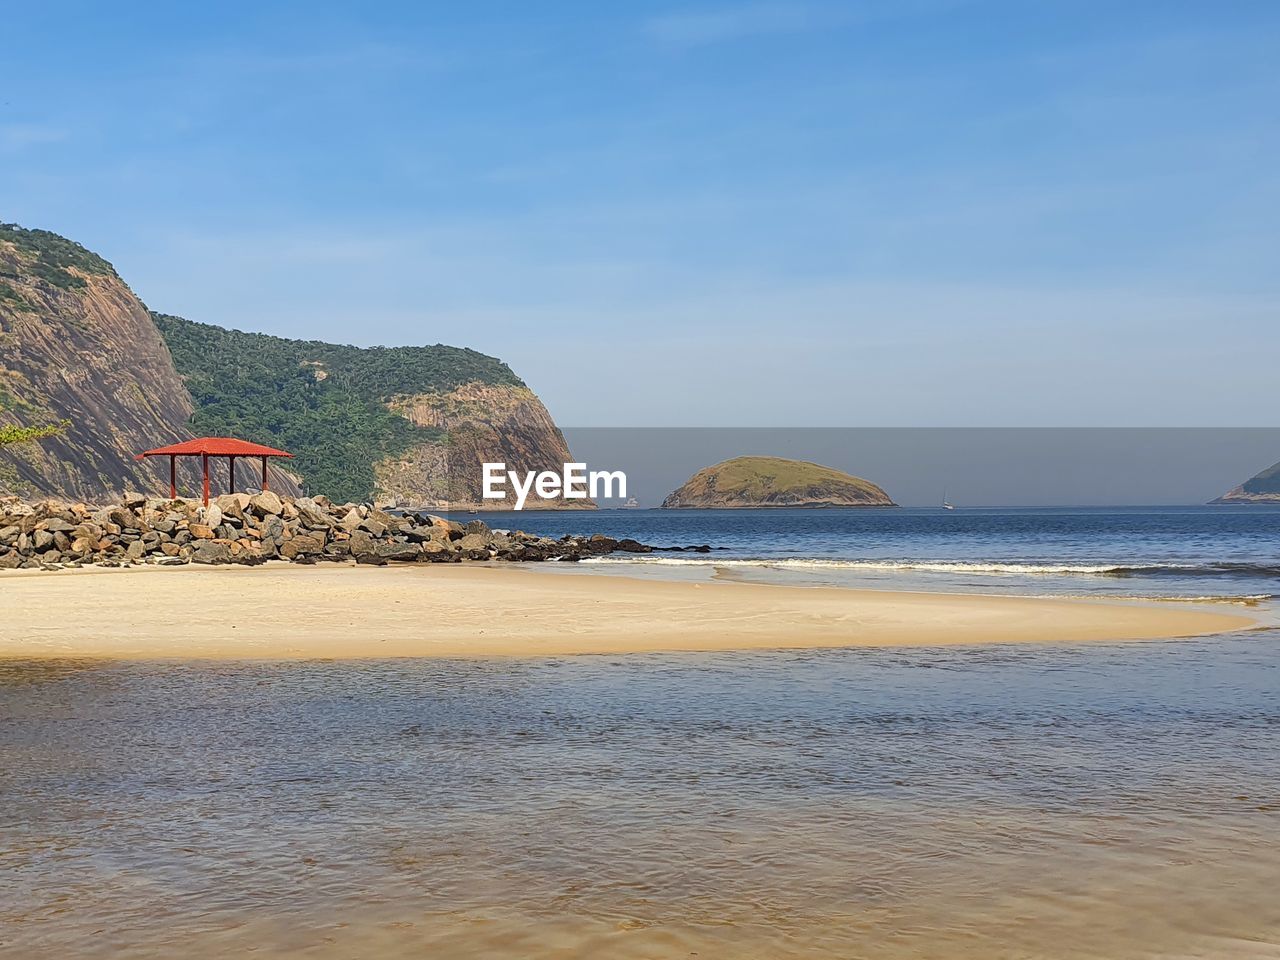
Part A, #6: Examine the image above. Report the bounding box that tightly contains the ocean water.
[472,505,1280,604]
[1,640,1277,959]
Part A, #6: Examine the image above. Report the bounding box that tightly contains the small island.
[1212,458,1280,504]
[662,456,896,509]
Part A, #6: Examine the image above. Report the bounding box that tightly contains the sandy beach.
[0,563,1256,659]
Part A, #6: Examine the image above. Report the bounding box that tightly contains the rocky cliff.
[663,456,896,508]
[1212,460,1280,504]
[0,225,238,500]
[379,382,590,509]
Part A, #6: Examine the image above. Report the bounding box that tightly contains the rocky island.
[1212,458,1280,504]
[662,456,896,509]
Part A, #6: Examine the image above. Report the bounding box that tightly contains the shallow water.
[2,635,1278,958]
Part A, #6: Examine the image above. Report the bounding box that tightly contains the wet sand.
[0,563,1255,659]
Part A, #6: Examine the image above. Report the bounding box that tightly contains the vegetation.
[0,420,69,447]
[0,280,36,310]
[1242,460,1280,495]
[0,223,116,290]
[665,456,896,507]
[153,313,525,502]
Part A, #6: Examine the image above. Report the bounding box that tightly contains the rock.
[191,540,232,564]
[465,519,490,537]
[338,508,364,533]
[249,491,284,517]
[358,517,388,537]
[615,538,652,553]
[348,530,377,558]
[188,523,216,539]
[456,532,491,553]
[421,540,452,561]
[202,504,223,530]
[294,497,334,528]
[214,494,251,521]
[279,535,323,559]
[375,542,421,562]
[0,552,21,569]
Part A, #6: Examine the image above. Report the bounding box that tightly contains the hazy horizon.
[559,428,1280,507]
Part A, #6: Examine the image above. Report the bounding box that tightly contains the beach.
[0,562,1255,660]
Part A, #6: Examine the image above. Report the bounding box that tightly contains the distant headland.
[1212,458,1280,504]
[662,456,896,509]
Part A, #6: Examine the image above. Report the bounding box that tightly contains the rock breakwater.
[0,493,654,571]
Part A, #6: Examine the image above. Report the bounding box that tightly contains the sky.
[3,1,1278,427]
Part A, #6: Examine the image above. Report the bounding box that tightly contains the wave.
[583,556,1280,579]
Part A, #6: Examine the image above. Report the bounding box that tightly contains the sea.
[488,504,1280,608]
[2,505,1278,959]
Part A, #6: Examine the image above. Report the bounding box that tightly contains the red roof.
[136,437,294,460]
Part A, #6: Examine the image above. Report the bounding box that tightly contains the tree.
[0,420,70,447]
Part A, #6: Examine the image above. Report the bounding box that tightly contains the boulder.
[191,540,232,565]
[249,491,284,517]
[279,535,323,560]
[358,517,388,537]
[188,523,216,540]
[456,532,492,553]
[375,541,421,562]
[294,497,333,528]
[348,530,377,558]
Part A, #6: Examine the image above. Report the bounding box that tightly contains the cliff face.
[1212,460,1280,504]
[0,227,200,500]
[379,382,591,509]
[663,456,896,509]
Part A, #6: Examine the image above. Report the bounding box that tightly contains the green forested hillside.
[152,313,524,502]
[0,222,116,289]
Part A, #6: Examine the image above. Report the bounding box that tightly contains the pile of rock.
[0,492,655,571]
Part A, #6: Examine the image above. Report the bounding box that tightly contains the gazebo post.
[261,456,269,492]
[201,453,210,507]
[229,455,236,495]
[169,455,176,500]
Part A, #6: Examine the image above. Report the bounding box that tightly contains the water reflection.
[2,636,1278,958]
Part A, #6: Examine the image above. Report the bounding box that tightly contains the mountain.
[1212,460,1280,504]
[154,314,585,507]
[0,223,283,500]
[0,222,578,507]
[662,456,896,508]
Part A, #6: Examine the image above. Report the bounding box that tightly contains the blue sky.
[4,1,1278,426]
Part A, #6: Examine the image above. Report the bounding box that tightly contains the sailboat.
[942,490,956,511]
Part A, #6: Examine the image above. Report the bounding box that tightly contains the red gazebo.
[136,437,294,506]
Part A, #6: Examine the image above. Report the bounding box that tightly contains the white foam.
[582,556,1151,575]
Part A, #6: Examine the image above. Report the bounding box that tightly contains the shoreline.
[0,562,1258,660]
